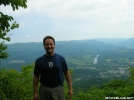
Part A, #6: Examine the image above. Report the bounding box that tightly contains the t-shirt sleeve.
[33,59,40,75]
[62,57,68,72]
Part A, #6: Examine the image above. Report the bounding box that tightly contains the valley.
[1,38,134,89]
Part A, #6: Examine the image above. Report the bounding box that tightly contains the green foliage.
[129,67,134,81]
[101,80,127,90]
[0,0,27,60]
[0,0,27,11]
[0,66,134,100]
[0,68,19,100]
[0,12,19,59]
[0,64,33,100]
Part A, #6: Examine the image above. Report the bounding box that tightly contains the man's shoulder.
[36,55,45,61]
[55,53,65,59]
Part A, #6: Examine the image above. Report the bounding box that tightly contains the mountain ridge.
[1,38,134,69]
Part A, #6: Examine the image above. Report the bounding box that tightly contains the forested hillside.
[1,38,128,68]
[1,38,134,90]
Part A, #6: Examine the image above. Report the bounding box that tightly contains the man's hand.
[34,93,39,100]
[68,89,73,99]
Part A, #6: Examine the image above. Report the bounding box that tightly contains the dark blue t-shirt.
[34,53,68,87]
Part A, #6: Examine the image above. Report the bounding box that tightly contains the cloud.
[24,0,134,21]
[1,0,134,22]
[1,0,134,43]
[26,35,31,38]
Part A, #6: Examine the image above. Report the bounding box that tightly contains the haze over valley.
[1,37,134,88]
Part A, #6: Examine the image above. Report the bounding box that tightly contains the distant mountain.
[94,37,134,48]
[55,39,119,55]
[118,38,134,48]
[94,38,130,44]
[1,38,134,69]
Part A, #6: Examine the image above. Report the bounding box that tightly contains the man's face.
[44,39,55,53]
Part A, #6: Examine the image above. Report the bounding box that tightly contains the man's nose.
[48,44,51,47]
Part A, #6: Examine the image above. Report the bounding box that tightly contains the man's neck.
[46,52,54,57]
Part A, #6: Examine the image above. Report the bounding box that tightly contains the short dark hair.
[43,36,55,45]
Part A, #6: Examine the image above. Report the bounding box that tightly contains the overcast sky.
[1,0,134,43]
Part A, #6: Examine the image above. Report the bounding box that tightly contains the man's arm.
[64,70,73,98]
[33,75,39,100]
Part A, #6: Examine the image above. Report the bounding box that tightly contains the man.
[33,36,73,100]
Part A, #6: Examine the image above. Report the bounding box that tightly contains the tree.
[0,0,27,59]
[0,64,33,100]
[129,67,134,81]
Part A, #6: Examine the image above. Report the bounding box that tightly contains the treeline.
[0,65,134,100]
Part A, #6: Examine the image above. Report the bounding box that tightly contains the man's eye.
[46,44,53,46]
